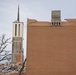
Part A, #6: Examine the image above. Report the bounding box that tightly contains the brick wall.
[26,20,76,75]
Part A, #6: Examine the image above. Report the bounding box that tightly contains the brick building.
[26,10,76,75]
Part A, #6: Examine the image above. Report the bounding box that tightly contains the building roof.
[27,18,76,27]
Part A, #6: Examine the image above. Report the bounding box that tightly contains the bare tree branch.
[0,54,12,61]
[0,44,8,53]
[19,58,26,75]
[0,34,12,62]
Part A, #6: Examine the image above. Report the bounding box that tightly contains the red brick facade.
[26,18,76,75]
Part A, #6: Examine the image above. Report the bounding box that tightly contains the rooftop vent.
[51,10,61,26]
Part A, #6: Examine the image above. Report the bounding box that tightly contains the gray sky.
[0,0,76,59]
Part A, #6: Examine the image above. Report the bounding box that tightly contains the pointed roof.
[13,5,23,23]
[17,5,20,22]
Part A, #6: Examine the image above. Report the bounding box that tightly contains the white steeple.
[12,5,24,37]
[12,5,24,63]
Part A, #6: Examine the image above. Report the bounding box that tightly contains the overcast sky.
[0,0,76,59]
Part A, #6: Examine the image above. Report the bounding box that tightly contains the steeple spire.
[17,5,20,22]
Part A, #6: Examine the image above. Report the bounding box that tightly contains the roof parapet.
[65,18,76,22]
[27,18,37,24]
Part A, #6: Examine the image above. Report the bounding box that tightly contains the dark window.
[52,22,53,25]
[52,21,61,26]
[59,22,60,25]
[18,24,20,36]
[15,24,17,36]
